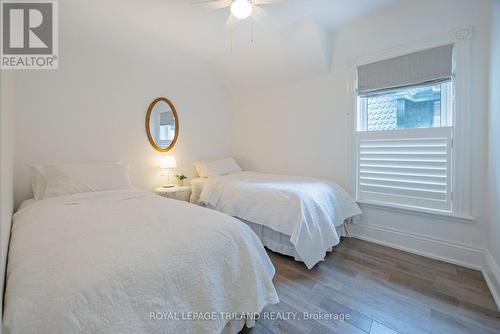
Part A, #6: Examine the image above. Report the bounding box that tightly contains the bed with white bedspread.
[3,190,279,334]
[197,170,362,269]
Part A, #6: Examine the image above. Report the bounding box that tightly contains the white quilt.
[199,172,362,269]
[3,190,279,334]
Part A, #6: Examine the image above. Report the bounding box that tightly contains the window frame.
[348,26,475,221]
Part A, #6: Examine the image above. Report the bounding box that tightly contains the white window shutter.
[356,127,452,213]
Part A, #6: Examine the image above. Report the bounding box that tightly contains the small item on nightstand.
[175,174,187,186]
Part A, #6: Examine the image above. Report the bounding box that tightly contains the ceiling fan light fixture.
[231,0,253,19]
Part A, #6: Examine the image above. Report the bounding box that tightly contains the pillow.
[193,158,242,178]
[31,162,132,200]
[31,168,47,201]
[190,178,208,198]
[193,160,209,178]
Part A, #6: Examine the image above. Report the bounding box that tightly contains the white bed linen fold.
[4,190,278,334]
[199,172,362,269]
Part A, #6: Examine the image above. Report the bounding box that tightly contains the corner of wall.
[483,0,500,311]
[482,251,500,310]
[0,70,16,318]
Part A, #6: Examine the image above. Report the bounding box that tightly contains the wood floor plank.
[319,295,373,332]
[275,284,367,334]
[430,308,500,334]
[308,323,337,334]
[241,238,500,334]
[369,321,401,334]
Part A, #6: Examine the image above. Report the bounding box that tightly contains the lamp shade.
[231,0,252,19]
[160,155,176,169]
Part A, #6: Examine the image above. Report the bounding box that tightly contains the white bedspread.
[199,172,362,269]
[3,190,279,334]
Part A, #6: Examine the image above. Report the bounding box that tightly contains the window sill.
[357,200,476,223]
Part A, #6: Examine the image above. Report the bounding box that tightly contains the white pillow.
[31,168,47,201]
[31,162,132,200]
[190,178,207,198]
[193,158,242,178]
[193,160,209,178]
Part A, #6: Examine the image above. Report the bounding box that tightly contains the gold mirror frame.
[145,97,179,153]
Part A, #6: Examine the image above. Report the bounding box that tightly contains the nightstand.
[154,185,191,201]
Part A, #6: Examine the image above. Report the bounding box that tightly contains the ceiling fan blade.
[251,5,268,22]
[191,0,231,10]
[224,14,240,30]
[252,0,286,5]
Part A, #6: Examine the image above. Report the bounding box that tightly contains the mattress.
[205,201,350,262]
[4,190,279,334]
[239,218,349,261]
[199,171,362,268]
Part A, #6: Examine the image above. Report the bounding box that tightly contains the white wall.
[485,0,500,306]
[12,2,233,207]
[0,71,15,317]
[232,0,491,269]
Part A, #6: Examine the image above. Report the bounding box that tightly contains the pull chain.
[230,30,233,52]
[251,22,254,43]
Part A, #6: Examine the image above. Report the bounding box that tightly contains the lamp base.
[162,184,175,188]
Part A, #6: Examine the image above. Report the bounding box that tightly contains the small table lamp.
[160,155,176,188]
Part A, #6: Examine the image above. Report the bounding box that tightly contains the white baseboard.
[349,223,484,270]
[347,223,500,310]
[482,251,500,310]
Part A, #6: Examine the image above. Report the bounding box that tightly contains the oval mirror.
[146,97,179,152]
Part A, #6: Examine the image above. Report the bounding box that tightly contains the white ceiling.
[67,0,403,93]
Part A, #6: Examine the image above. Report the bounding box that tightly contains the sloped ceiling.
[66,0,402,94]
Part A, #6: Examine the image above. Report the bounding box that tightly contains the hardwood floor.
[242,238,500,334]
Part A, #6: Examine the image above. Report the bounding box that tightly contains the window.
[159,111,175,146]
[355,45,455,214]
[359,82,452,131]
[159,124,174,142]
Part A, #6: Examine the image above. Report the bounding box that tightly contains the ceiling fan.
[193,0,285,30]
